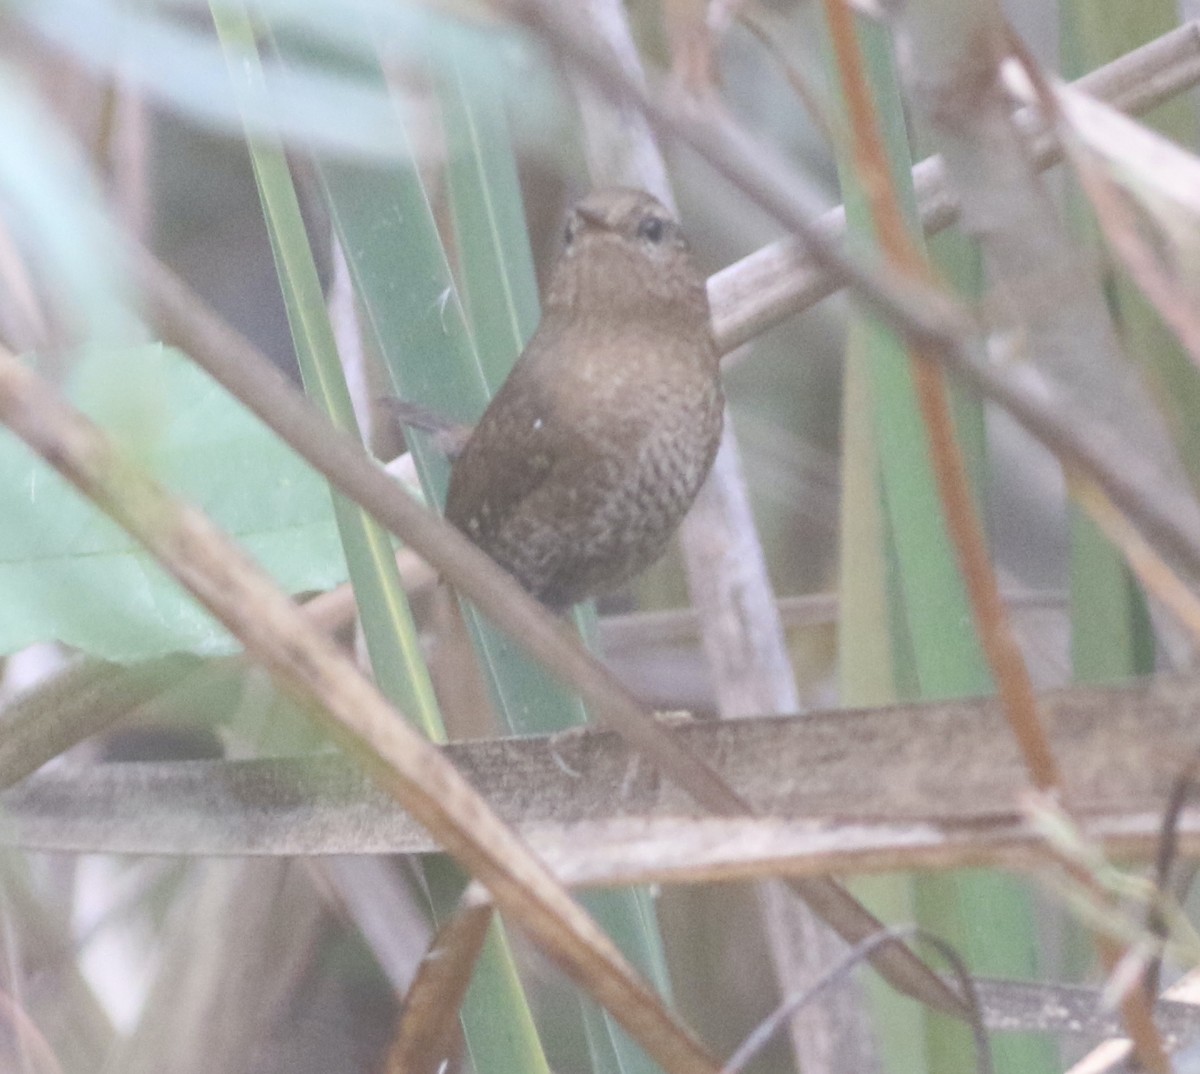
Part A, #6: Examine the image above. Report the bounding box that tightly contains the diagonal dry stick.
[708,20,1200,351]
[822,0,1061,789]
[137,247,968,1016]
[832,3,1164,1068]
[133,21,1200,1022]
[0,348,722,1074]
[123,15,1200,1025]
[385,898,494,1074]
[509,0,1200,596]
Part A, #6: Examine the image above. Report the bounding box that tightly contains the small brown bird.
[438,187,724,610]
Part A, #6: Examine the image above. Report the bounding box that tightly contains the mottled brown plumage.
[444,188,723,610]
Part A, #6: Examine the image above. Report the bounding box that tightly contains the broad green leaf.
[0,344,347,660]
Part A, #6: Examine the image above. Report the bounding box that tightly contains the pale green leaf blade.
[0,345,347,660]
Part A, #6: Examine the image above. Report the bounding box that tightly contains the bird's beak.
[575,205,609,229]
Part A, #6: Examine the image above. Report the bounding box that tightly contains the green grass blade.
[838,323,897,709]
[841,324,929,1072]
[1069,511,1154,683]
[1060,0,1179,686]
[215,15,551,1074]
[421,855,553,1074]
[823,13,1056,1074]
[310,115,579,737]
[439,47,675,1074]
[211,2,439,738]
[829,18,992,701]
[442,52,541,386]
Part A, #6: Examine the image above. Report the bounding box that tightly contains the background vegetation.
[0,1,1198,1072]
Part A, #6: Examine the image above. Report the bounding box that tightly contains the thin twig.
[822,0,1059,788]
[723,926,990,1074]
[1069,475,1200,646]
[0,348,722,1074]
[135,244,967,1017]
[506,0,1200,603]
[385,899,494,1074]
[0,656,197,790]
[708,19,1200,352]
[1145,748,1200,996]
[508,0,972,352]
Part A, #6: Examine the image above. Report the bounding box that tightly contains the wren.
[442,187,724,611]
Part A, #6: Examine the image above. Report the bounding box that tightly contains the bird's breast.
[447,325,723,608]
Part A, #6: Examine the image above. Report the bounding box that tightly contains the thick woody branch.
[511,1,1200,591]
[0,349,721,1074]
[8,670,1200,871]
[708,20,1200,352]
[137,246,966,1018]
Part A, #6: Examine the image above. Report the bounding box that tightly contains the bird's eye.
[636,216,667,244]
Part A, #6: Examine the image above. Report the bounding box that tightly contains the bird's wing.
[443,359,573,538]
